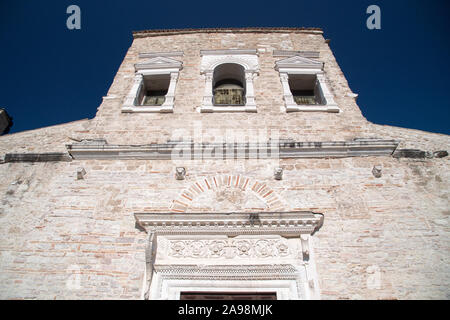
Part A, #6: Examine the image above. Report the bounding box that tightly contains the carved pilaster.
[279,72,296,106]
[244,71,256,107]
[144,232,157,300]
[124,73,143,106]
[202,71,214,106]
[162,72,179,107]
[300,234,310,261]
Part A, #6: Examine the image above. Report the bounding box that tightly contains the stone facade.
[0,28,448,300]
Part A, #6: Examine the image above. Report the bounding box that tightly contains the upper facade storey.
[108,28,358,117]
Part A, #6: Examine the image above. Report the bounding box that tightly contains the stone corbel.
[144,232,157,300]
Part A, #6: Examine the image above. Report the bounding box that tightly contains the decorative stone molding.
[135,212,323,300]
[169,175,285,213]
[275,56,341,113]
[155,264,300,280]
[198,50,259,113]
[66,138,400,160]
[164,237,293,259]
[122,57,182,113]
[135,56,182,71]
[151,277,305,300]
[3,153,72,163]
[134,211,324,236]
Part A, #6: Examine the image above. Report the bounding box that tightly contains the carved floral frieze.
[167,238,292,259]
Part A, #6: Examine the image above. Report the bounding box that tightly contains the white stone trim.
[66,139,400,160]
[275,56,341,113]
[198,51,259,113]
[135,212,323,300]
[151,278,302,300]
[122,57,182,113]
[134,212,324,236]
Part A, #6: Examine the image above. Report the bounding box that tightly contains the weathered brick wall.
[90,31,369,145]
[0,157,448,299]
[0,119,91,156]
[0,29,448,299]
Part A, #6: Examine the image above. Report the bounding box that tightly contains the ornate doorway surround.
[134,211,324,300]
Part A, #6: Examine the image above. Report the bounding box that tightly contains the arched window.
[212,64,246,106]
[199,50,258,113]
[213,79,245,106]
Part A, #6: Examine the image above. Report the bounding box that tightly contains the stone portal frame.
[134,211,324,300]
[122,56,183,113]
[198,49,259,113]
[275,56,341,113]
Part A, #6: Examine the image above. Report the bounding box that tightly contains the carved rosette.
[168,238,292,259]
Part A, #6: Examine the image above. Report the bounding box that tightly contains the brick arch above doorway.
[170,175,285,213]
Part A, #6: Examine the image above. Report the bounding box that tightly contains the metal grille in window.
[142,90,167,106]
[213,82,245,106]
[292,90,317,105]
[293,96,317,105]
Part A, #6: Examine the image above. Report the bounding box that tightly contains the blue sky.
[0,0,449,134]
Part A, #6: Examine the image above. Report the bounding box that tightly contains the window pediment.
[135,56,183,71]
[275,56,323,70]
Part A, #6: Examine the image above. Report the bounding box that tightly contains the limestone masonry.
[0,28,448,300]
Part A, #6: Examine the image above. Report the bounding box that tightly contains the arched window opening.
[213,79,245,106]
[212,64,246,106]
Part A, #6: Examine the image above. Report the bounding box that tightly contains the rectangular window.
[288,74,324,105]
[142,90,167,106]
[139,75,170,106]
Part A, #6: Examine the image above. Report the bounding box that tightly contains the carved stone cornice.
[134,211,324,236]
[66,139,399,160]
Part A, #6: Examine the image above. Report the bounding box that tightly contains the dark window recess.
[143,90,167,106]
[291,90,317,105]
[213,79,245,106]
[180,292,277,300]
